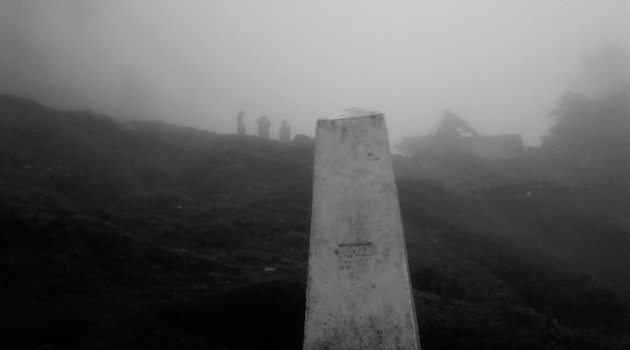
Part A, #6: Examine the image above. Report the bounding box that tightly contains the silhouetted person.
[236,111,246,135]
[257,115,272,139]
[279,119,291,143]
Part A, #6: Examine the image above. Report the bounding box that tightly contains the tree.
[543,44,630,191]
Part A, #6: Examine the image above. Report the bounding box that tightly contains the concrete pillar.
[303,109,421,350]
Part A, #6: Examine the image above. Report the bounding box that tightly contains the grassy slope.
[0,95,629,349]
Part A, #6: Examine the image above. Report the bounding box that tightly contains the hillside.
[1,94,629,349]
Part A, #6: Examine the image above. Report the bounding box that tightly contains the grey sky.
[1,1,628,145]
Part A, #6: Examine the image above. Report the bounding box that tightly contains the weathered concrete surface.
[303,109,421,350]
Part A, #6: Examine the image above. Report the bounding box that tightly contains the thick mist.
[1,0,629,145]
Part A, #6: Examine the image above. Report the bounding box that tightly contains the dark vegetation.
[1,93,629,350]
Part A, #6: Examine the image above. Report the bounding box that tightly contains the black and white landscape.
[1,1,629,349]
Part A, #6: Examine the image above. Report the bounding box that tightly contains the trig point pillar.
[303,109,421,349]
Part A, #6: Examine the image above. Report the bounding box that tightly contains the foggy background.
[1,0,628,145]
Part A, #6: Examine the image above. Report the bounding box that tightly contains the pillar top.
[323,108,382,120]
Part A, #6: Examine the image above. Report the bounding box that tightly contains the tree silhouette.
[544,44,630,191]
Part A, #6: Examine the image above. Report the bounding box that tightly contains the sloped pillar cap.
[323,108,383,120]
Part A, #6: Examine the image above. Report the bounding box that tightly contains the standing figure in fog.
[257,115,272,139]
[236,111,246,135]
[279,119,291,143]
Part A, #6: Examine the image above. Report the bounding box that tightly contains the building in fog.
[396,111,524,160]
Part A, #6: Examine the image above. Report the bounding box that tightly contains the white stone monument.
[303,109,421,349]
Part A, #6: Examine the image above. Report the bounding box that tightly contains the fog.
[1,0,628,145]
